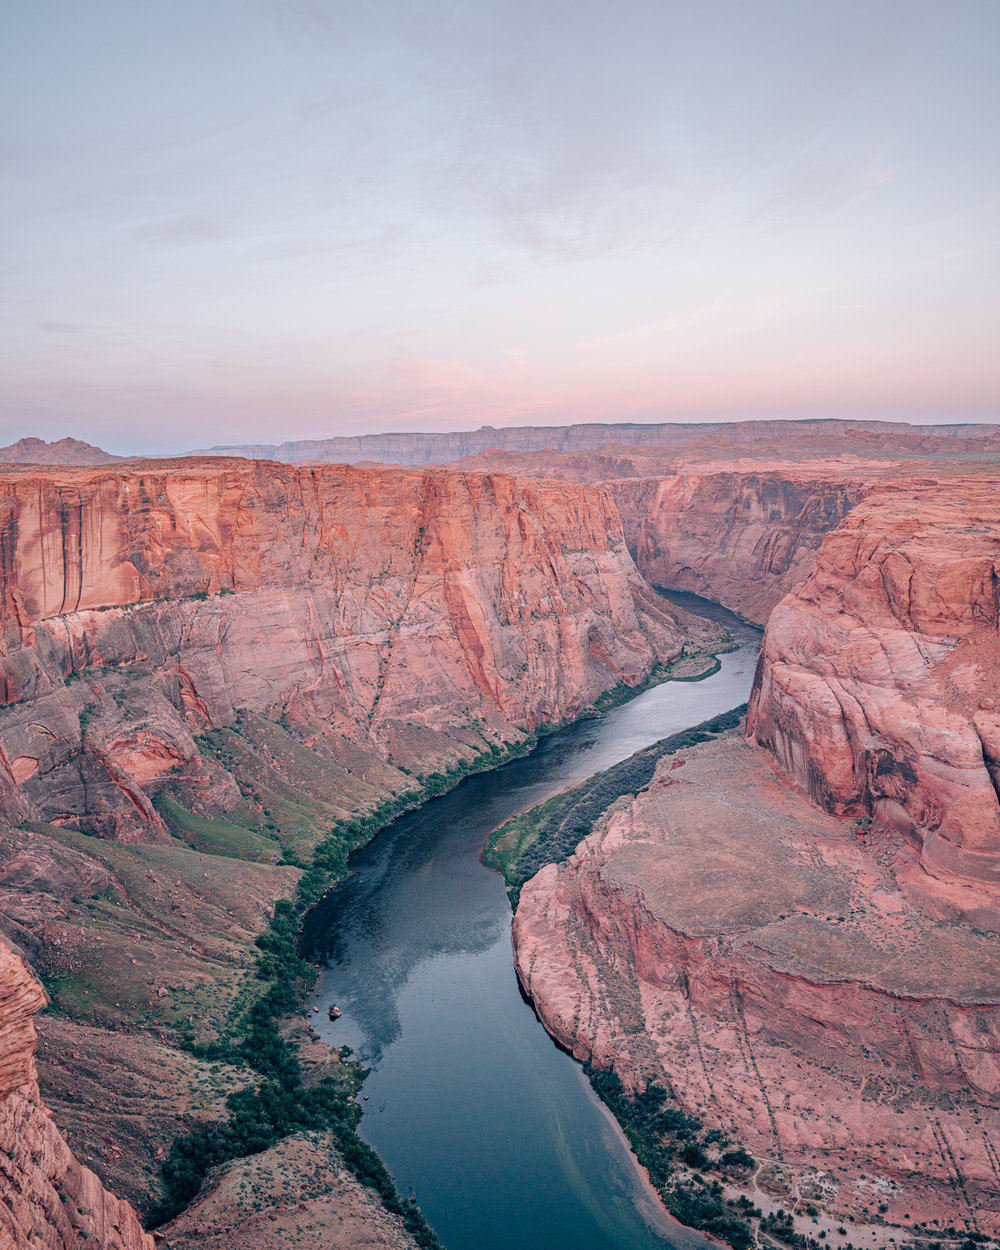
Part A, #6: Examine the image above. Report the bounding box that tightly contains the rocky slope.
[0,455,715,1246]
[607,468,866,624]
[453,458,875,624]
[513,472,1000,1239]
[0,937,153,1249]
[0,459,704,839]
[748,476,1000,908]
[448,430,1000,625]
[514,735,1000,1236]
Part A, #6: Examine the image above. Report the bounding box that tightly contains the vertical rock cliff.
[747,477,1000,908]
[0,938,153,1249]
[609,468,864,624]
[512,471,1000,1237]
[0,460,708,840]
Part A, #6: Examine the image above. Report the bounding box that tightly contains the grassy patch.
[583,646,729,718]
[147,727,552,1245]
[155,794,284,862]
[484,704,748,904]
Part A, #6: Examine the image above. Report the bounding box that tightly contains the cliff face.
[608,469,864,624]
[747,477,1000,904]
[0,938,153,1249]
[513,735,1000,1232]
[513,471,1000,1235]
[0,460,702,838]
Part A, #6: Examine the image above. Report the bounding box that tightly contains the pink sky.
[2,1,998,454]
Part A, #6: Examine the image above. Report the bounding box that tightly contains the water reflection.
[301,594,760,1248]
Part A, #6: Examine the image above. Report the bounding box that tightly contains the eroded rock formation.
[513,471,1000,1237]
[0,438,122,466]
[0,460,706,839]
[189,418,1000,466]
[748,477,1000,909]
[0,938,153,1249]
[609,468,864,624]
[514,736,1000,1234]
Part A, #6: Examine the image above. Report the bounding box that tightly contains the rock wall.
[513,735,1000,1232]
[747,476,1000,903]
[0,460,705,838]
[0,938,153,1249]
[609,470,864,624]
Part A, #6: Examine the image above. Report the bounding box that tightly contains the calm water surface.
[302,594,760,1250]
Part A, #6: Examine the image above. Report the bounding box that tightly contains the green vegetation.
[584,645,728,718]
[146,720,553,1243]
[587,1070,756,1250]
[146,814,444,1242]
[155,793,285,862]
[150,892,442,1248]
[484,704,748,903]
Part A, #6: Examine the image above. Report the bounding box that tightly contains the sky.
[1,0,998,455]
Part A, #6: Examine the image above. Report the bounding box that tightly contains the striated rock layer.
[748,476,1000,906]
[514,472,1000,1237]
[514,736,1000,1233]
[0,459,703,839]
[0,938,153,1249]
[608,468,865,624]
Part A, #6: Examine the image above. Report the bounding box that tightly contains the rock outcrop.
[0,460,706,839]
[514,735,1000,1234]
[0,437,122,466]
[608,468,865,624]
[0,937,153,1248]
[748,476,1000,907]
[513,470,1000,1237]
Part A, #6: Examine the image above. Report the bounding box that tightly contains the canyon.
[2,423,1000,1248]
[513,469,1000,1239]
[0,453,712,1249]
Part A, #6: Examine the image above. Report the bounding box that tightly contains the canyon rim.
[0,421,998,1249]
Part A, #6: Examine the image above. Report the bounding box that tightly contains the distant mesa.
[186,418,1000,467]
[0,436,122,465]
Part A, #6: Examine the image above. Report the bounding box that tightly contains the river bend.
[302,593,760,1250]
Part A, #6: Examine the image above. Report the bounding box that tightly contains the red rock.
[514,735,1000,1232]
[0,938,153,1248]
[748,476,1000,905]
[609,467,865,624]
[0,460,711,838]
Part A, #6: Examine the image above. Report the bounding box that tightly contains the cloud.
[391,353,483,391]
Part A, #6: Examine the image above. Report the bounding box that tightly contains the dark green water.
[302,594,760,1250]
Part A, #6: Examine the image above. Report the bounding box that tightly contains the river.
[301,593,761,1250]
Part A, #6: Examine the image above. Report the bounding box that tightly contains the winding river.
[301,594,760,1250]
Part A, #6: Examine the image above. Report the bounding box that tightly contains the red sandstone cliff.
[512,471,1000,1236]
[747,477,1000,906]
[0,460,708,838]
[513,736,1000,1233]
[608,469,865,624]
[0,938,153,1248]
